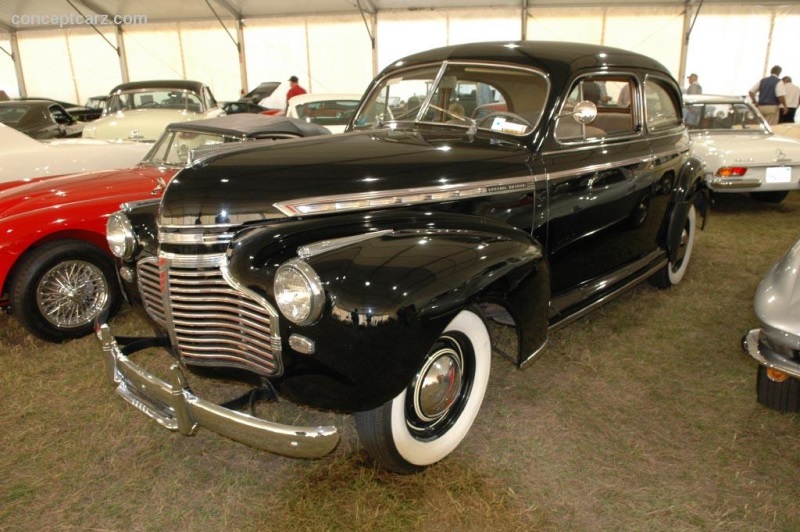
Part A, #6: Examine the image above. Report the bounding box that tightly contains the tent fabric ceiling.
[0,0,791,31]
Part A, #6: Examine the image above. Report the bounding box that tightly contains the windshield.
[0,105,30,124]
[107,89,204,114]
[683,101,769,133]
[145,130,243,167]
[353,62,548,136]
[295,99,359,127]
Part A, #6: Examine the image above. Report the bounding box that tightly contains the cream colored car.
[0,122,149,188]
[82,80,225,142]
[286,93,361,134]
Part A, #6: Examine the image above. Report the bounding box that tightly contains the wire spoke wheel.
[35,259,109,328]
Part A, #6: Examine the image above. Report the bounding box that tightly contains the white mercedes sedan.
[684,94,800,203]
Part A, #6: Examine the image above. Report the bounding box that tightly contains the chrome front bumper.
[96,322,339,459]
[743,328,800,379]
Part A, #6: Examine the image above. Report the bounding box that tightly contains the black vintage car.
[0,100,84,139]
[99,41,707,473]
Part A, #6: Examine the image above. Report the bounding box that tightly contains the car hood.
[160,127,530,226]
[83,109,204,141]
[690,133,800,166]
[754,236,800,343]
[0,165,173,220]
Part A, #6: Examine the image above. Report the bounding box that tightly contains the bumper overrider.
[95,322,340,458]
[743,328,800,379]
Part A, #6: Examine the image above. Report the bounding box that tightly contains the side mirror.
[572,100,598,124]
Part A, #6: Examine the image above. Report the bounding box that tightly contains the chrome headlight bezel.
[106,212,136,260]
[274,259,325,326]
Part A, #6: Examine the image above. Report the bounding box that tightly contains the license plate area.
[765,166,792,183]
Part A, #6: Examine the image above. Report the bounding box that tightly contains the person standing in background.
[287,76,307,101]
[749,65,787,125]
[686,73,702,95]
[779,76,799,123]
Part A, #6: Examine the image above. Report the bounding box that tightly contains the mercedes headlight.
[106,212,136,259]
[274,260,325,325]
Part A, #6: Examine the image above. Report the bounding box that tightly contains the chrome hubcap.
[36,260,108,328]
[412,341,464,422]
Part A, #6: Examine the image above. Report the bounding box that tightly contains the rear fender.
[667,157,707,261]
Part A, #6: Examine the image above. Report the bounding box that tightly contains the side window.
[556,75,638,142]
[645,80,681,131]
[49,105,71,124]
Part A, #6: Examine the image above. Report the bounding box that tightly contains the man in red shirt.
[287,76,307,101]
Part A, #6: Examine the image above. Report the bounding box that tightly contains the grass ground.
[2,192,800,531]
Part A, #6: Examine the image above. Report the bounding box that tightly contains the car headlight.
[106,212,136,259]
[274,260,325,325]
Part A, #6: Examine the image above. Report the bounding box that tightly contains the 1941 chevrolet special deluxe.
[97,41,707,473]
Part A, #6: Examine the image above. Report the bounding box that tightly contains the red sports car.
[1,114,330,341]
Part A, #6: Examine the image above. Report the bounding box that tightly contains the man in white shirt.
[779,76,799,124]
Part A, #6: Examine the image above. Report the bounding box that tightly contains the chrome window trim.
[352,60,551,137]
[553,71,644,147]
[273,174,536,218]
[298,229,394,259]
[542,138,690,158]
[642,74,685,135]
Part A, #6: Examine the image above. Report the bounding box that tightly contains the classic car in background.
[286,93,361,133]
[84,95,110,114]
[743,236,800,411]
[17,97,104,122]
[99,41,707,473]
[0,100,84,139]
[0,122,149,188]
[82,80,225,142]
[241,81,281,104]
[221,101,270,115]
[1,115,329,342]
[684,94,800,203]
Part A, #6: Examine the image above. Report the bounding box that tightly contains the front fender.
[226,210,545,411]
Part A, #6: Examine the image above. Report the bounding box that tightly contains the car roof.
[386,41,671,78]
[110,80,205,93]
[683,94,748,104]
[167,113,330,137]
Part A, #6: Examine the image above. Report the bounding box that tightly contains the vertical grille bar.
[136,253,282,377]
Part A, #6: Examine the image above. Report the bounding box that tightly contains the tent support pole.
[116,25,129,83]
[10,32,27,97]
[521,0,528,40]
[678,0,703,82]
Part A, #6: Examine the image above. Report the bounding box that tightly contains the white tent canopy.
[1,1,798,105]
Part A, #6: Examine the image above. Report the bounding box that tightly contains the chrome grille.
[136,253,281,377]
[137,257,166,328]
